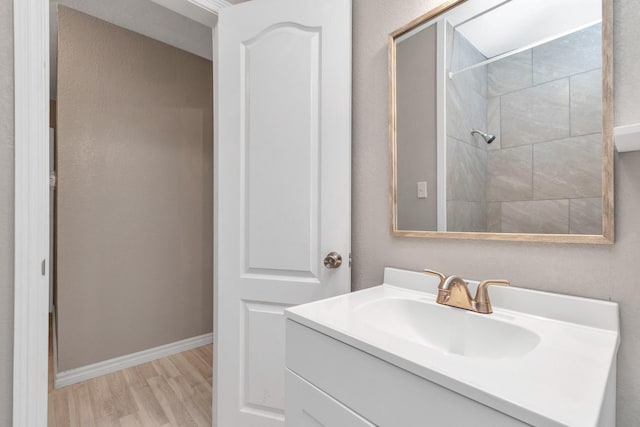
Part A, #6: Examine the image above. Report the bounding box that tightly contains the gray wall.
[396,25,438,231]
[446,24,488,232]
[50,0,214,99]
[0,0,13,424]
[486,24,603,234]
[352,0,640,425]
[56,6,213,371]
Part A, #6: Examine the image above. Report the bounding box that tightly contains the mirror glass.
[390,0,613,243]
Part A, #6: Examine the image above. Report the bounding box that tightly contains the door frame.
[12,0,228,425]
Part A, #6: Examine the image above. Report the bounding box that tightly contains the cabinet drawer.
[286,369,376,427]
[286,320,531,427]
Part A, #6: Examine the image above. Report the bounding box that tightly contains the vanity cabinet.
[286,370,375,427]
[285,268,619,426]
[285,320,528,427]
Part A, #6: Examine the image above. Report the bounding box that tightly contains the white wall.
[352,0,640,425]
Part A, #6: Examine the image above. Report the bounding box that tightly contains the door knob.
[323,252,343,269]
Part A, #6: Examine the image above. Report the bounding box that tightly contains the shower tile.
[488,50,532,97]
[487,97,501,150]
[533,24,602,85]
[501,79,570,147]
[447,74,487,148]
[451,29,488,98]
[487,202,502,233]
[571,69,602,136]
[447,201,487,232]
[486,146,532,202]
[501,199,569,234]
[533,133,602,200]
[570,197,602,235]
[470,64,488,99]
[447,138,487,203]
[447,25,488,148]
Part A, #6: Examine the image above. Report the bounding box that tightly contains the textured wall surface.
[50,0,213,98]
[352,0,640,425]
[0,0,13,424]
[396,25,438,231]
[56,7,213,371]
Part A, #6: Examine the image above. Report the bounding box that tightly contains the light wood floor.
[48,323,213,426]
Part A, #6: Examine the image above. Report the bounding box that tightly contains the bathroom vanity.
[285,268,620,426]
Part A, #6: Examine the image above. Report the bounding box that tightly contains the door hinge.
[349,253,352,268]
[50,171,56,189]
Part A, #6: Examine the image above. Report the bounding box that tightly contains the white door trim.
[13,0,50,426]
[11,0,224,425]
[150,0,232,27]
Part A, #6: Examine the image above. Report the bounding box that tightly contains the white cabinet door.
[215,0,352,425]
[286,370,375,427]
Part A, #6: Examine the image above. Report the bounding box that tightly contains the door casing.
[11,1,227,425]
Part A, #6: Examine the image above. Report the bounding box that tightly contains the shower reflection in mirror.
[392,0,608,238]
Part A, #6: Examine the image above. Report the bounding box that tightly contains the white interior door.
[215,0,352,425]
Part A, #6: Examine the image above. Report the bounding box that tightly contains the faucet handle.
[423,269,446,286]
[474,280,510,314]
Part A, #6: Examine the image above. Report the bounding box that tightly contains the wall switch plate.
[417,181,427,199]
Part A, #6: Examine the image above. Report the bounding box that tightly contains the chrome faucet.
[423,269,509,314]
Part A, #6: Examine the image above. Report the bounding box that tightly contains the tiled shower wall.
[485,24,603,234]
[446,24,489,231]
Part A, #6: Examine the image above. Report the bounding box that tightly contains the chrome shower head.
[471,129,496,144]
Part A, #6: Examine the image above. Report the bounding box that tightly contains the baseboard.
[54,332,213,389]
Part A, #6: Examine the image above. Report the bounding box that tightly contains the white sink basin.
[286,268,620,427]
[354,297,540,359]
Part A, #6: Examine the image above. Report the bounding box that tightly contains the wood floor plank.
[130,384,171,426]
[152,356,181,379]
[49,345,213,426]
[122,364,147,389]
[191,382,213,424]
[107,370,139,418]
[70,383,97,427]
[135,407,162,427]
[120,409,159,427]
[183,398,212,427]
[193,346,212,369]
[48,393,57,427]
[199,345,213,360]
[135,361,160,382]
[167,374,195,402]
[182,350,211,382]
[118,412,143,427]
[87,375,117,419]
[95,415,122,427]
[168,353,204,387]
[196,350,213,375]
[168,399,202,427]
[52,387,71,427]
[147,375,183,425]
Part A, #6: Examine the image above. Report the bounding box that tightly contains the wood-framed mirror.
[389,0,614,243]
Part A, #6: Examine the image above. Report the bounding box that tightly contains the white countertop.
[286,268,620,427]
